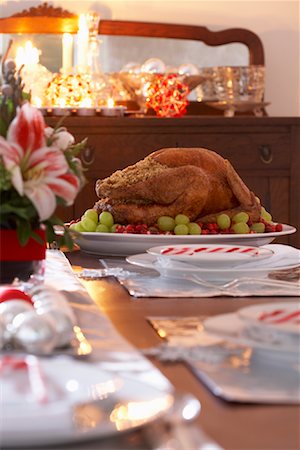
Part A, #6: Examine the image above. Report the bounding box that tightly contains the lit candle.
[77,14,89,72]
[76,97,96,115]
[62,33,73,74]
[100,98,127,117]
[15,40,40,69]
[107,98,114,108]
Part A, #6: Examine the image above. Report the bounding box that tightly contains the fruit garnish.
[69,206,282,236]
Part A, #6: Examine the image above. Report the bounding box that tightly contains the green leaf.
[45,223,57,245]
[16,220,31,245]
[62,228,75,250]
[0,118,8,137]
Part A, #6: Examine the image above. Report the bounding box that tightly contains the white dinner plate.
[126,253,299,284]
[237,302,300,347]
[73,224,296,257]
[147,244,274,268]
[2,356,173,447]
[203,310,300,359]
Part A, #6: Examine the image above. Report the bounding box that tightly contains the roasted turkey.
[94,147,261,225]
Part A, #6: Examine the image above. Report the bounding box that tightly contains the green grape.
[83,209,98,223]
[232,222,250,234]
[251,222,265,233]
[99,211,114,228]
[74,221,85,232]
[260,207,272,223]
[255,196,261,204]
[81,217,97,232]
[174,224,189,235]
[110,224,120,233]
[188,222,202,235]
[175,214,190,225]
[69,223,78,230]
[232,212,249,224]
[96,223,110,233]
[157,216,175,231]
[217,213,231,230]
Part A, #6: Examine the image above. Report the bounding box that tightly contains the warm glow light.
[80,97,93,108]
[15,40,40,69]
[109,395,174,431]
[77,14,89,71]
[107,98,115,108]
[45,73,93,108]
[73,325,93,356]
[157,328,167,338]
[32,96,42,107]
[62,33,73,73]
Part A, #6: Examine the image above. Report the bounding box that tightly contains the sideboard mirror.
[0,3,265,115]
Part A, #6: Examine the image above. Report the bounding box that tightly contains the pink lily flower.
[7,102,46,152]
[0,103,80,221]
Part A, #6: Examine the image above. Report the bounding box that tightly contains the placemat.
[147,316,300,404]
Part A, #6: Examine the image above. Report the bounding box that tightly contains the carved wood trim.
[0,2,78,34]
[11,2,76,18]
[98,20,265,65]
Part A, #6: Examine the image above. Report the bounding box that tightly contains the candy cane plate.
[237,302,300,344]
[203,306,300,358]
[147,244,274,267]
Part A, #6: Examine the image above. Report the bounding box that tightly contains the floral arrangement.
[0,43,86,248]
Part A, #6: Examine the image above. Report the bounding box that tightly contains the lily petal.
[25,184,56,221]
[49,173,80,204]
[7,102,46,152]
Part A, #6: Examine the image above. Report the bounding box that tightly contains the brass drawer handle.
[81,146,95,165]
[259,145,273,164]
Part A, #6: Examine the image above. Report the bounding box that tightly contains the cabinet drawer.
[78,132,291,176]
[175,133,291,170]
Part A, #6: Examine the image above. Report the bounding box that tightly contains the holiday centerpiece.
[0,42,86,283]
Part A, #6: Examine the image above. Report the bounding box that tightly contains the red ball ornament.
[0,287,33,305]
[146,73,189,118]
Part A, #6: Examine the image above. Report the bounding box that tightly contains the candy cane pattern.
[161,246,259,256]
[259,309,300,325]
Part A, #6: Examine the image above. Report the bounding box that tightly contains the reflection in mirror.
[1,34,62,72]
[1,34,248,74]
[100,36,248,72]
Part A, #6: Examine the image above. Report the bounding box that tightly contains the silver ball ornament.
[121,62,141,74]
[31,286,76,325]
[141,58,166,74]
[36,307,74,348]
[0,316,6,350]
[11,310,57,354]
[0,300,33,326]
[178,63,200,76]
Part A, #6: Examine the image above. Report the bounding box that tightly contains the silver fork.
[164,272,300,296]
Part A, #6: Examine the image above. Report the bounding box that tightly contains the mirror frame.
[0,3,264,65]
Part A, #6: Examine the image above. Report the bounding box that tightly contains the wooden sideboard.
[46,115,300,248]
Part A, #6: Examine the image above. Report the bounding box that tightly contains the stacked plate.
[237,302,300,349]
[203,302,300,362]
[1,356,174,447]
[126,244,300,284]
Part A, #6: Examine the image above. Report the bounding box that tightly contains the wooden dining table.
[62,248,300,450]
